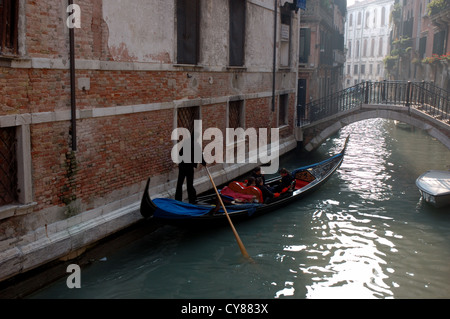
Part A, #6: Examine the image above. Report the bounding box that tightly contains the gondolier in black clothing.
[175,136,206,204]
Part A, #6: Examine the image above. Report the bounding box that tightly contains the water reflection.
[274,119,450,299]
[301,205,395,299]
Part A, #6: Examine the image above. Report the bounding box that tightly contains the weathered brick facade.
[0,0,299,282]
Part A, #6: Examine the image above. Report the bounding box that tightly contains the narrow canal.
[29,118,450,299]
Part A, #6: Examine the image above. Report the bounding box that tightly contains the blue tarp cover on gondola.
[153,198,262,219]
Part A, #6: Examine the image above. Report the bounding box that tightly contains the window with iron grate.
[279,94,289,126]
[228,100,242,129]
[0,127,18,205]
[177,106,200,134]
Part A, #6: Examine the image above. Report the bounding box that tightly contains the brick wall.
[0,0,298,238]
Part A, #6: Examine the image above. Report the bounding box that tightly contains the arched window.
[381,7,386,26]
[373,9,377,27]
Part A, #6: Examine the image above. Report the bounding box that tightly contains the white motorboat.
[416,170,450,208]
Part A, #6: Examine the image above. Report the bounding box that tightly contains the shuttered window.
[176,0,200,65]
[229,0,246,66]
[432,30,446,56]
[299,28,310,63]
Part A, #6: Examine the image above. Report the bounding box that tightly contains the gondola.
[140,136,349,227]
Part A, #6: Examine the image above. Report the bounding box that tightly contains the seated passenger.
[255,177,275,203]
[245,177,256,187]
[273,168,293,193]
[251,166,266,185]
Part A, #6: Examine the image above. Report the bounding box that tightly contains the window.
[432,30,446,56]
[363,39,367,57]
[279,94,289,126]
[299,28,311,63]
[354,64,358,75]
[378,37,383,56]
[373,9,377,27]
[229,0,246,66]
[0,124,33,215]
[228,100,243,129]
[347,40,352,57]
[361,64,365,74]
[349,13,353,27]
[0,127,17,205]
[381,7,386,26]
[176,0,200,64]
[365,12,370,28]
[0,0,19,55]
[357,12,362,25]
[177,106,200,134]
[356,40,360,57]
[347,64,351,74]
[419,37,426,59]
[227,100,244,161]
[371,38,375,56]
[280,5,291,67]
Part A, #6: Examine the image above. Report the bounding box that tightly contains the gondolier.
[175,136,206,204]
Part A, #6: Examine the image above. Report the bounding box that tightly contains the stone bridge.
[295,81,450,151]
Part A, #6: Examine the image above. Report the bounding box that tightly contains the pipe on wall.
[68,0,77,151]
[272,0,278,112]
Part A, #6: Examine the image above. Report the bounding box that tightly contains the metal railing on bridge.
[297,81,449,127]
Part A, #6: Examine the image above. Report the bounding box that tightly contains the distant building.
[297,0,347,118]
[390,0,449,90]
[344,0,394,87]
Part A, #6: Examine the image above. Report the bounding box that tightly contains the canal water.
[29,119,450,299]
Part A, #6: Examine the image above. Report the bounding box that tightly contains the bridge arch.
[300,104,450,151]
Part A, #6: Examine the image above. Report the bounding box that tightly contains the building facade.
[0,0,300,282]
[297,0,347,118]
[344,0,394,87]
[389,0,449,90]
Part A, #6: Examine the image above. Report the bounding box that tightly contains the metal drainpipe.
[68,0,77,151]
[272,0,278,112]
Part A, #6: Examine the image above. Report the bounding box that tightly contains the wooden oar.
[204,165,252,260]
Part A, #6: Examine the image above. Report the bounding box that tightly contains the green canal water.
[29,119,450,299]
